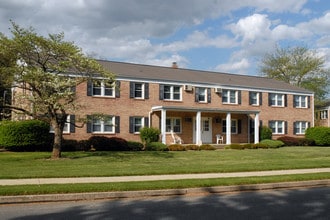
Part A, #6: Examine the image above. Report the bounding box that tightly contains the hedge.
[0,120,52,151]
[305,127,330,146]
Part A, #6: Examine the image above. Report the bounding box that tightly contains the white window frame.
[132,117,145,133]
[133,83,145,99]
[294,121,308,135]
[163,85,182,101]
[250,92,260,106]
[222,90,238,104]
[270,93,284,107]
[294,95,307,108]
[320,110,328,119]
[50,115,71,134]
[92,80,114,97]
[269,120,285,134]
[92,116,115,134]
[166,117,182,133]
[198,88,207,103]
[222,119,238,134]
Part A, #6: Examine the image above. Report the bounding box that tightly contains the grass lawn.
[0,147,329,196]
[1,147,330,179]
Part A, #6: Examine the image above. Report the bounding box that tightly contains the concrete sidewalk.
[0,168,329,204]
[1,168,330,186]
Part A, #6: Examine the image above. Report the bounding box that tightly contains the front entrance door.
[193,117,212,144]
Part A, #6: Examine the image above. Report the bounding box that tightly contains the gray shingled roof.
[97,60,313,94]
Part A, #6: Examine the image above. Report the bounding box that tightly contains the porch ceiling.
[151,106,260,114]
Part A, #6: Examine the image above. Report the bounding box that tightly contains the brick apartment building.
[315,100,330,127]
[61,60,314,145]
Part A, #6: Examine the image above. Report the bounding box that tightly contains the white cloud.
[215,58,251,75]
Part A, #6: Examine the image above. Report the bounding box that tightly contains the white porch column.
[196,111,202,145]
[161,109,167,144]
[226,112,231,144]
[254,113,260,144]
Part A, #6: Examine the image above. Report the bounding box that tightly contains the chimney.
[172,62,178,69]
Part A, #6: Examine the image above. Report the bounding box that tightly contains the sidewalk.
[1,168,329,204]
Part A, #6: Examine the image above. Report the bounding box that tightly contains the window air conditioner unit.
[214,88,222,93]
[184,85,193,91]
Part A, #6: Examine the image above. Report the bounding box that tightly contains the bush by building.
[305,127,330,146]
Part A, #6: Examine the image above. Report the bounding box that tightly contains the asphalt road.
[0,187,329,220]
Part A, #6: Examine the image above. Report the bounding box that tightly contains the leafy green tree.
[259,46,330,102]
[0,22,114,158]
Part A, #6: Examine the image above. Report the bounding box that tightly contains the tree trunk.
[51,122,63,159]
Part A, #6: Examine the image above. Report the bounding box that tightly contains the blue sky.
[0,0,329,76]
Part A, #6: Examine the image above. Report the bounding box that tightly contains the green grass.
[1,147,329,179]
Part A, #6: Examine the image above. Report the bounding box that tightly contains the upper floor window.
[87,80,120,97]
[195,88,211,103]
[269,93,286,107]
[294,121,309,135]
[222,90,241,104]
[249,91,262,106]
[129,116,148,133]
[130,82,149,99]
[294,95,308,108]
[269,120,286,134]
[166,118,181,133]
[160,85,181,101]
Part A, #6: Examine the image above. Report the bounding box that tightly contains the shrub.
[127,141,144,151]
[226,144,245,150]
[252,143,268,149]
[168,144,186,151]
[185,144,200,150]
[145,142,168,151]
[305,127,330,146]
[277,136,314,146]
[0,120,52,151]
[88,136,128,151]
[199,144,216,150]
[260,139,284,148]
[139,127,161,146]
[260,126,272,141]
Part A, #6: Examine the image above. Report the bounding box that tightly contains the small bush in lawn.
[185,144,200,150]
[305,127,330,146]
[260,126,272,141]
[127,141,144,151]
[260,139,284,148]
[88,136,128,151]
[139,127,161,146]
[277,136,313,146]
[199,144,216,150]
[252,143,268,149]
[168,144,186,151]
[145,142,168,151]
[226,144,244,150]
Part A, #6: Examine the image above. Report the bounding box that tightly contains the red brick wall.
[65,80,314,143]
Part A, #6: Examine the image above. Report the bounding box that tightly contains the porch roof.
[151,106,260,114]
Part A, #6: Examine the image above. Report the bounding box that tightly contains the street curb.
[1,179,329,204]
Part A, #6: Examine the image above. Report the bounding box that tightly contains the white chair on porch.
[171,130,183,144]
[216,134,223,144]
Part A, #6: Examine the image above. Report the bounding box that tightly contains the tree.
[259,46,330,102]
[0,22,114,158]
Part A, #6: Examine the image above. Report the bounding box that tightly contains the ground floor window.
[222,119,238,134]
[166,118,181,133]
[92,116,115,133]
[269,120,285,134]
[294,121,309,135]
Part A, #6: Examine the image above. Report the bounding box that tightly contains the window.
[50,115,75,133]
[160,85,181,101]
[130,82,149,99]
[294,121,309,135]
[91,116,115,133]
[249,92,262,106]
[166,118,181,133]
[294,95,308,108]
[269,120,285,134]
[195,88,211,103]
[129,116,148,133]
[90,80,114,97]
[269,93,285,107]
[222,119,238,134]
[222,90,240,104]
[320,110,328,119]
